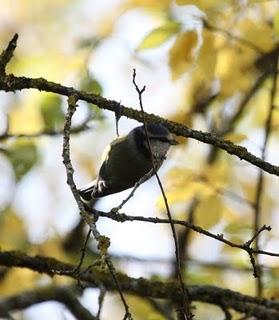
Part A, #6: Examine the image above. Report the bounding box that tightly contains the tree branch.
[1,251,279,319]
[0,70,279,178]
[253,55,279,297]
[132,69,192,319]
[0,121,91,141]
[92,209,276,258]
[0,34,18,74]
[62,95,133,319]
[0,284,96,320]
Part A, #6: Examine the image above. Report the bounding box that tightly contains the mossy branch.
[0,34,279,178]
[0,250,279,319]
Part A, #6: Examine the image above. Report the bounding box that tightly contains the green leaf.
[8,141,39,181]
[40,94,64,130]
[80,75,104,117]
[80,75,103,95]
[78,37,102,49]
[274,10,279,37]
[137,21,181,50]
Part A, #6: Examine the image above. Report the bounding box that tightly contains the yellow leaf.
[157,180,214,209]
[181,30,217,111]
[37,238,70,264]
[0,211,28,249]
[238,19,274,52]
[160,185,196,206]
[203,161,230,190]
[169,31,198,80]
[182,70,211,113]
[197,30,217,79]
[137,22,181,50]
[224,133,247,143]
[166,167,196,187]
[9,93,44,134]
[195,195,223,229]
[215,46,252,96]
[271,108,279,131]
[0,268,37,296]
[126,295,166,320]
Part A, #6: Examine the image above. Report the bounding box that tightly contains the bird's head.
[132,123,178,160]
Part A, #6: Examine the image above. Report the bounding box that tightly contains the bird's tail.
[78,180,97,202]
[79,179,117,199]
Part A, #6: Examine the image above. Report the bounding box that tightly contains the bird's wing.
[100,135,126,163]
[79,134,130,199]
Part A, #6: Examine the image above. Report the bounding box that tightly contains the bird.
[79,123,178,201]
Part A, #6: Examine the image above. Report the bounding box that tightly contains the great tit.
[79,123,177,200]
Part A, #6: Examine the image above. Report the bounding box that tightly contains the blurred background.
[1,0,279,319]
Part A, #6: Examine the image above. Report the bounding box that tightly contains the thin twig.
[96,286,106,320]
[111,169,154,212]
[62,95,133,319]
[0,122,91,141]
[175,73,269,301]
[148,298,175,320]
[92,209,277,258]
[245,225,271,248]
[74,228,91,274]
[75,260,102,278]
[132,69,192,320]
[253,55,279,297]
[244,225,271,278]
[171,199,198,319]
[208,70,269,163]
[220,305,232,320]
[85,248,275,274]
[173,72,270,311]
[0,33,18,73]
[174,199,197,277]
[62,95,101,240]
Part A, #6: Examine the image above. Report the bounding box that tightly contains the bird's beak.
[169,138,179,145]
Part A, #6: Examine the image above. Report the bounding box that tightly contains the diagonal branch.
[0,33,18,74]
[132,69,192,319]
[0,35,279,178]
[1,72,279,178]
